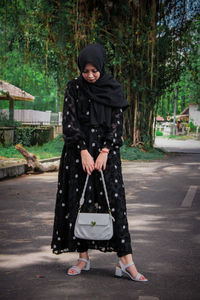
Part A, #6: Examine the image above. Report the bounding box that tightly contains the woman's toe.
[139,274,147,281]
[68,269,77,275]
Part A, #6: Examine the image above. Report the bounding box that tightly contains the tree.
[157,17,200,117]
[0,0,199,147]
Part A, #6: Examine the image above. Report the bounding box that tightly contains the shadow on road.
[0,154,200,300]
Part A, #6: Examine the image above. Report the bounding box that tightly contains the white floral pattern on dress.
[51,78,132,257]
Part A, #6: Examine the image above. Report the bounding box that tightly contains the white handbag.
[74,169,115,240]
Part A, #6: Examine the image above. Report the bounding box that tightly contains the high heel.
[115,260,148,282]
[115,266,123,277]
[67,258,90,276]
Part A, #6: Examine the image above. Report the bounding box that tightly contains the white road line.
[181,186,198,208]
[138,297,159,300]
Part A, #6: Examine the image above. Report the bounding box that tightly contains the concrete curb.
[0,157,61,180]
[0,151,189,181]
[0,153,170,181]
[0,163,28,180]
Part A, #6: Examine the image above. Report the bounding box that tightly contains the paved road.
[154,137,200,153]
[0,153,200,300]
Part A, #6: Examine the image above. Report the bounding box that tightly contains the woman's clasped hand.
[80,149,108,175]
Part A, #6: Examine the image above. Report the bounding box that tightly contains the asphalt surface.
[0,152,200,300]
[154,137,200,153]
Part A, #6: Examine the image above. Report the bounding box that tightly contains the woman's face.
[82,63,100,83]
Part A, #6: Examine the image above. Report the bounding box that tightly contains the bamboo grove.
[0,0,199,148]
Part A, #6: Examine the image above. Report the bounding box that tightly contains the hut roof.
[0,79,35,101]
[180,107,189,115]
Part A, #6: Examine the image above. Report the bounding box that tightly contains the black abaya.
[50,78,133,257]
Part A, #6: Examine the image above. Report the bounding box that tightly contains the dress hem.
[51,246,133,257]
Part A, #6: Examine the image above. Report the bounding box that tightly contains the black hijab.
[77,43,129,128]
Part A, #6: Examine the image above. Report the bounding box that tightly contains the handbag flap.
[77,213,111,226]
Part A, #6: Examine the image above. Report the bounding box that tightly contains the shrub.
[14,127,36,147]
[30,127,52,146]
[0,111,21,127]
[188,120,197,132]
[156,130,163,136]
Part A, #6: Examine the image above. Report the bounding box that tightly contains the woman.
[51,43,148,282]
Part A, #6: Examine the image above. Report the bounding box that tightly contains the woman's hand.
[94,152,108,172]
[80,150,95,175]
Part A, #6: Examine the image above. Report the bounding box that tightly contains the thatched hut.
[0,80,35,122]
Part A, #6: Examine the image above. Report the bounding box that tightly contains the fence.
[0,109,62,125]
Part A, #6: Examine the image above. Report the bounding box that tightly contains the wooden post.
[9,98,14,122]
[172,86,177,136]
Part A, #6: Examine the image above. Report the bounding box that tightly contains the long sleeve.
[102,107,124,151]
[62,83,87,151]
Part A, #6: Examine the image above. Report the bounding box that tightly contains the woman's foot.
[67,259,88,275]
[67,252,89,275]
[119,254,147,281]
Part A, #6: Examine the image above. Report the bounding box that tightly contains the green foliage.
[31,127,53,146]
[26,134,64,159]
[0,134,165,161]
[156,130,163,136]
[157,18,200,117]
[14,126,56,147]
[0,134,64,159]
[0,111,22,127]
[188,120,197,132]
[0,144,20,157]
[0,54,57,112]
[14,127,36,146]
[168,135,193,140]
[141,134,152,151]
[0,0,199,149]
[168,135,178,139]
[122,137,132,147]
[120,145,166,161]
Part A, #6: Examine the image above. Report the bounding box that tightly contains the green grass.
[0,134,64,160]
[0,134,166,162]
[120,144,166,161]
[168,135,195,140]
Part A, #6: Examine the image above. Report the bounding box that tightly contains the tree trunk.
[15,144,59,172]
[132,95,138,146]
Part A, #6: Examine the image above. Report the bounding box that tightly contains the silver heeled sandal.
[67,258,90,276]
[115,260,148,282]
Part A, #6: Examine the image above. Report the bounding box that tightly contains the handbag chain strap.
[78,169,114,219]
